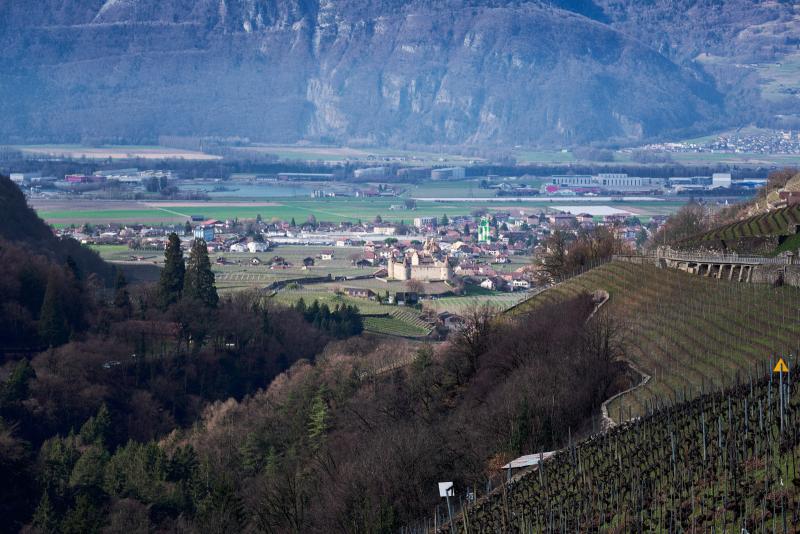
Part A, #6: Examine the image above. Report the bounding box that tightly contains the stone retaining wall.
[613,255,800,288]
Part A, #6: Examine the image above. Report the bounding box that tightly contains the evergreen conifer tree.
[183,239,218,308]
[38,270,69,347]
[1,359,35,407]
[307,391,329,451]
[79,404,112,447]
[158,233,185,308]
[113,271,132,318]
[32,492,58,534]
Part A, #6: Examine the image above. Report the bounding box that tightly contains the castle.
[387,238,453,282]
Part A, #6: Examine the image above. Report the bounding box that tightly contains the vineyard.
[444,365,800,532]
[682,204,800,250]
[421,292,530,315]
[511,261,800,422]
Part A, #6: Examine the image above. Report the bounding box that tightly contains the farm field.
[213,246,371,292]
[233,145,481,165]
[268,288,433,338]
[13,144,220,160]
[512,260,800,422]
[513,149,576,163]
[33,197,688,226]
[421,292,528,314]
[92,244,377,291]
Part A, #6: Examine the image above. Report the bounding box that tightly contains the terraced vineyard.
[421,292,530,315]
[446,367,800,532]
[512,261,800,422]
[362,316,431,337]
[684,204,800,245]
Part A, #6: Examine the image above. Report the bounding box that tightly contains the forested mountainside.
[4,0,785,147]
[0,175,112,282]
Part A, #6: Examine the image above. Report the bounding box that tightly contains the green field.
[513,149,577,163]
[234,145,481,166]
[512,260,800,421]
[92,244,377,292]
[269,288,433,338]
[37,197,688,226]
[45,209,186,221]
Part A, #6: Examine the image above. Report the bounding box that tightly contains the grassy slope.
[512,261,800,422]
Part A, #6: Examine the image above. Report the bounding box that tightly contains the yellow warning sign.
[773,358,789,373]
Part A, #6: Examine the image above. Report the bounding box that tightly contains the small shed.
[502,451,557,481]
[343,287,375,299]
[394,291,419,305]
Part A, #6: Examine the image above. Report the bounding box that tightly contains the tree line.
[294,299,364,339]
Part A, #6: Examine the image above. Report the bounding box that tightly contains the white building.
[480,278,496,290]
[712,173,732,188]
[247,241,270,253]
[229,243,248,253]
[414,216,437,228]
[552,173,665,189]
[373,225,397,236]
[9,172,41,184]
[353,167,388,179]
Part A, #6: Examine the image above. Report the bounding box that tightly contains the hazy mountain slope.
[0,0,724,146]
[595,0,800,128]
[595,0,798,62]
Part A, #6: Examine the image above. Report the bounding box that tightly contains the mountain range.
[0,0,797,147]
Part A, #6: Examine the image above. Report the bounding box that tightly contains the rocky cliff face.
[0,0,763,146]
